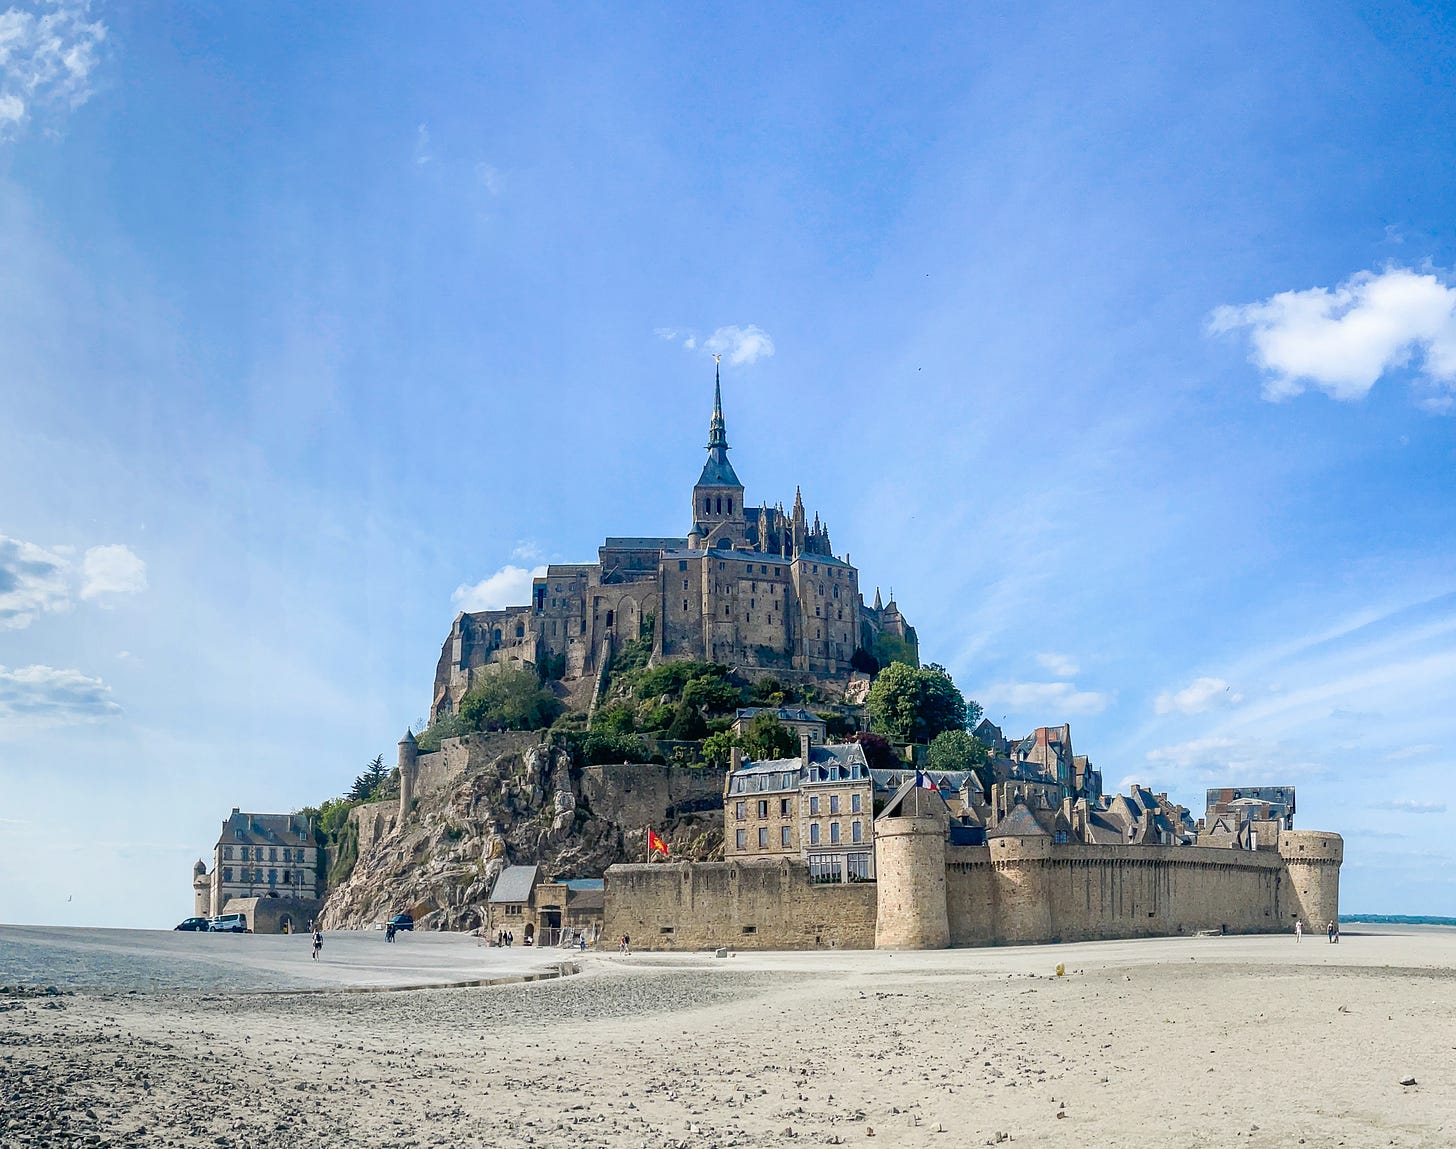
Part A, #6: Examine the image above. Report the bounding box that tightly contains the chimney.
[799,731,812,764]
[729,746,743,772]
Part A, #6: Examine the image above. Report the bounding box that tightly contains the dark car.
[174,917,210,932]
[388,913,414,932]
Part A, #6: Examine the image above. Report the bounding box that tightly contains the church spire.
[694,355,742,491]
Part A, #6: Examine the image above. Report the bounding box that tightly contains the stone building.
[732,706,828,745]
[193,808,322,920]
[1199,785,1296,849]
[432,367,917,718]
[485,864,605,946]
[724,737,877,881]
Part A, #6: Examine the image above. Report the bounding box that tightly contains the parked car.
[208,913,250,933]
[388,913,414,932]
[174,917,210,932]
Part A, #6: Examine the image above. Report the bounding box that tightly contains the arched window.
[704,497,711,514]
[727,497,733,514]
[716,496,722,515]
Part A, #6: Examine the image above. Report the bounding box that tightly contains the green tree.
[349,754,388,801]
[701,729,737,768]
[682,673,744,714]
[665,700,708,741]
[593,704,637,735]
[866,662,976,744]
[926,729,990,773]
[457,667,563,732]
[740,713,797,760]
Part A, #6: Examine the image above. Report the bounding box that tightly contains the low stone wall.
[414,731,544,799]
[579,762,727,829]
[604,860,877,950]
[605,839,1336,951]
[217,895,323,935]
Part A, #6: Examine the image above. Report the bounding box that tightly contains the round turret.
[989,807,1054,944]
[398,729,419,821]
[192,860,212,918]
[874,790,949,949]
[1278,830,1343,929]
[193,858,207,878]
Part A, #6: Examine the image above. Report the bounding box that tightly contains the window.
[268,869,277,884]
[269,848,277,862]
[736,801,746,820]
[847,852,872,880]
[830,823,841,844]
[780,798,791,817]
[757,799,768,818]
[680,560,688,571]
[809,823,820,845]
[774,567,781,576]
[758,827,768,848]
[736,829,746,849]
[683,600,689,611]
[704,497,711,514]
[829,794,840,814]
[781,826,791,847]
[809,795,820,815]
[222,868,232,882]
[728,498,733,514]
[852,821,863,843]
[223,846,233,860]
[851,793,862,813]
[715,497,722,514]
[282,871,292,884]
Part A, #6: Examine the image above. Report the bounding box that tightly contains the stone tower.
[988,808,1054,945]
[690,362,745,549]
[397,729,419,822]
[873,783,950,949]
[1278,830,1343,929]
[192,858,211,918]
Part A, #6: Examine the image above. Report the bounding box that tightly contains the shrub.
[458,667,563,732]
[740,713,797,760]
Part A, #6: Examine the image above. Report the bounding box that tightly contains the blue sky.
[2,1,1453,926]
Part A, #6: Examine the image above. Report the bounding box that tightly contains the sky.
[2,1,1454,927]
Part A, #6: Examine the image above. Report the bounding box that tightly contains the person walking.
[1327,921,1335,943]
[312,929,323,961]
[1294,919,1303,943]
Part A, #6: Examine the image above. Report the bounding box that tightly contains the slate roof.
[988,804,1049,838]
[217,811,314,849]
[697,454,743,487]
[488,864,539,904]
[602,537,685,550]
[561,878,605,892]
[735,706,825,725]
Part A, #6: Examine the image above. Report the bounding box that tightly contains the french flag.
[916,771,936,790]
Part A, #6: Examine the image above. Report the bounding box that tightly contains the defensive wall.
[604,829,1342,950]
[604,859,878,950]
[216,895,323,935]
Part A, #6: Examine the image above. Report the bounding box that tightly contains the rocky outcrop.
[320,733,724,930]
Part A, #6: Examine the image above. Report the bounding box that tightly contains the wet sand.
[2,927,1453,1148]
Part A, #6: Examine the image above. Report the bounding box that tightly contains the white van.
[208,913,250,933]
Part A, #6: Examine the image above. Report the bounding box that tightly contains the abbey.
[433,367,916,718]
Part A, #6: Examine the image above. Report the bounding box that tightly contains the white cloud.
[474,162,502,194]
[704,324,775,366]
[981,680,1111,717]
[0,535,147,626]
[79,543,147,601]
[0,534,71,628]
[510,539,545,563]
[1154,675,1243,716]
[0,664,120,728]
[1035,652,1079,677]
[1209,265,1456,403]
[413,122,431,165]
[451,564,547,612]
[1144,735,1325,782]
[655,323,775,365]
[1373,799,1448,814]
[0,0,107,140]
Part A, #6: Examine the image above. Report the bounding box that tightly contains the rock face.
[320,733,725,930]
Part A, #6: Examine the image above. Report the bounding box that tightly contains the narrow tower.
[398,728,419,822]
[690,357,746,547]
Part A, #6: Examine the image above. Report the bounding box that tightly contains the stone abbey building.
[432,368,916,718]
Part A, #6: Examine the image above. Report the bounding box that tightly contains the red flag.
[647,828,669,857]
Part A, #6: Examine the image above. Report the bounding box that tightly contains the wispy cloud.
[980,679,1111,717]
[1373,799,1447,814]
[0,534,147,627]
[1209,265,1456,406]
[1036,652,1079,677]
[655,323,775,366]
[0,664,120,729]
[0,0,107,139]
[510,539,545,563]
[1155,675,1242,716]
[0,534,71,628]
[451,564,547,612]
[413,122,431,165]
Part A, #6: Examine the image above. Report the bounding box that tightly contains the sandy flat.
[2,927,1453,1148]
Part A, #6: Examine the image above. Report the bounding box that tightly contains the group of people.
[494,929,516,947]
[1293,918,1341,943]
[617,933,631,955]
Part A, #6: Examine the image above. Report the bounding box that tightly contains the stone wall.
[605,833,1342,951]
[216,895,323,935]
[412,731,543,800]
[578,762,727,832]
[604,859,877,950]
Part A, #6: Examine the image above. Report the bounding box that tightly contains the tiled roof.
[216,812,313,849]
[988,805,1049,838]
[488,864,539,904]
